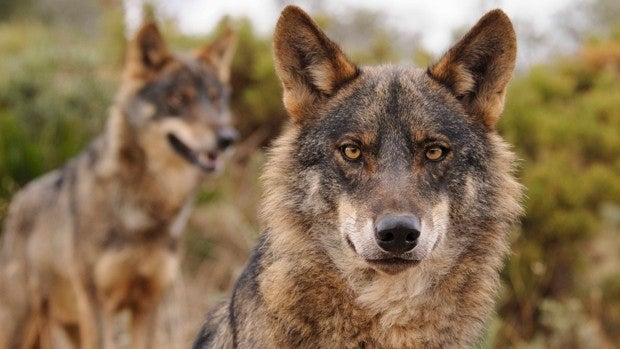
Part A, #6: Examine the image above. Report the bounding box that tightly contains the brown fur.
[273,7,359,121]
[194,5,523,349]
[0,22,237,349]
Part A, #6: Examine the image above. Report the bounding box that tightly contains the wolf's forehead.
[171,59,219,86]
[360,65,424,83]
[358,66,444,111]
[330,66,459,130]
[177,56,212,77]
[138,59,224,98]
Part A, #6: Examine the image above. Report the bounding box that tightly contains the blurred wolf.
[0,22,237,349]
[194,5,522,349]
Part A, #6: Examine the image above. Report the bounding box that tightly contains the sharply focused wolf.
[193,5,523,349]
[0,22,237,349]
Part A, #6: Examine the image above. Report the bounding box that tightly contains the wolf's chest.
[93,245,179,312]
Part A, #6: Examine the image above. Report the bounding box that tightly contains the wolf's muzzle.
[374,214,421,254]
[167,127,238,172]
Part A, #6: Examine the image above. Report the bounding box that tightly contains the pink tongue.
[197,152,218,165]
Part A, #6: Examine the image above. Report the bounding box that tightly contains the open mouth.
[167,133,220,172]
[366,258,420,274]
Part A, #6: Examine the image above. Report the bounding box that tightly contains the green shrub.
[0,22,115,220]
[496,37,620,347]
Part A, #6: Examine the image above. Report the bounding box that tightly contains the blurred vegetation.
[0,21,115,212]
[0,0,619,348]
[495,35,620,348]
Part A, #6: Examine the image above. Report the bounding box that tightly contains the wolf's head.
[264,6,522,275]
[115,22,237,174]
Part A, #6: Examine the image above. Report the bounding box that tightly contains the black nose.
[375,215,421,254]
[217,127,238,150]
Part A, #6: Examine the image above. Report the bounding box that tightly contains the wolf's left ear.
[125,22,171,79]
[198,29,237,83]
[428,9,516,129]
[273,5,359,122]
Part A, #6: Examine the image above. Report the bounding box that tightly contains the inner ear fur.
[273,5,359,122]
[428,9,516,129]
[125,22,171,81]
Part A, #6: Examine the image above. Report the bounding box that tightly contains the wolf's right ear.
[125,22,171,80]
[428,9,516,129]
[197,28,237,83]
[273,5,359,122]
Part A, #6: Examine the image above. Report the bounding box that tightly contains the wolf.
[0,22,237,349]
[193,5,523,349]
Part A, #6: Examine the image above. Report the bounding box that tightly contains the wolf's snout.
[375,215,421,254]
[216,127,239,150]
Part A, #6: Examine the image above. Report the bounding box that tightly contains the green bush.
[0,22,115,219]
[496,38,620,346]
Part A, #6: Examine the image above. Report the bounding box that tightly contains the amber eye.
[207,86,220,101]
[341,144,362,161]
[425,146,445,161]
[168,89,196,112]
[168,94,187,111]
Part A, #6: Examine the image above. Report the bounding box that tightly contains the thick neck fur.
[259,124,523,348]
[88,103,201,236]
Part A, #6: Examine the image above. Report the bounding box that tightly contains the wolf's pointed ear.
[197,28,237,83]
[428,9,516,129]
[273,5,359,122]
[126,22,171,79]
